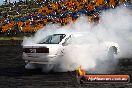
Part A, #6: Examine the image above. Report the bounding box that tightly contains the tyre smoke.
[22,6,132,73]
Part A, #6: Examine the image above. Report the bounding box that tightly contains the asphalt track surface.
[0,44,132,88]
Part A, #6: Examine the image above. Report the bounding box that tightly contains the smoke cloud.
[22,6,132,73]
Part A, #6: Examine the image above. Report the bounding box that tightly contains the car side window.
[63,35,72,46]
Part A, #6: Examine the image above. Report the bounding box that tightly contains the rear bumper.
[22,53,57,64]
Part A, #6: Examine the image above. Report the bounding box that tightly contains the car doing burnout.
[22,33,120,72]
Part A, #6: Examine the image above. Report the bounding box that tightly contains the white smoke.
[22,6,132,73]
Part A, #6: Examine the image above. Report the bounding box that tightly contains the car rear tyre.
[42,64,54,73]
[25,63,37,69]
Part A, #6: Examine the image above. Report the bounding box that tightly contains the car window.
[63,35,72,45]
[39,34,66,44]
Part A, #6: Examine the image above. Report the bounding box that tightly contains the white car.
[22,33,120,72]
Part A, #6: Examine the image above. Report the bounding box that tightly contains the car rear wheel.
[25,63,37,69]
[42,64,54,73]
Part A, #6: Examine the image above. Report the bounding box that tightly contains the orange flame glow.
[77,66,86,76]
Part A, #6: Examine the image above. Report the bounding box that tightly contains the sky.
[0,0,20,5]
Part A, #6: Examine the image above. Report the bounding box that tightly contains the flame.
[77,65,86,76]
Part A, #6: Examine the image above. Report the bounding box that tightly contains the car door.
[60,35,72,55]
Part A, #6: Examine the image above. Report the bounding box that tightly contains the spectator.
[0,0,128,36]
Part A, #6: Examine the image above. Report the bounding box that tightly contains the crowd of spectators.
[0,0,131,36]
